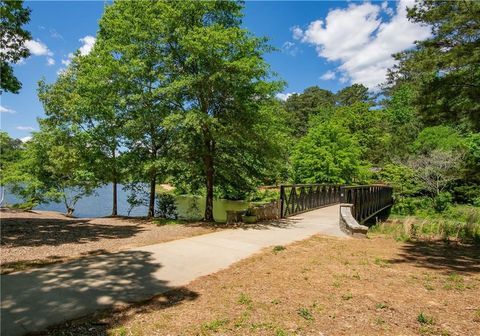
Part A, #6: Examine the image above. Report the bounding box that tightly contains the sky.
[1,0,431,141]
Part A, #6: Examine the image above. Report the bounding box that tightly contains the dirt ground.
[0,209,220,274]
[42,234,480,336]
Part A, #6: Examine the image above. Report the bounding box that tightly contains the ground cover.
[42,235,480,336]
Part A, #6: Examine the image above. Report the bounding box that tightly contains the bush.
[433,192,453,212]
[155,193,178,219]
[246,189,279,203]
[392,197,430,216]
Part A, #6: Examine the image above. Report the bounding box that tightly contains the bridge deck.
[1,205,346,336]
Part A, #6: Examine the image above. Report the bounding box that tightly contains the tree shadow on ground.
[1,216,146,248]
[387,240,480,274]
[191,217,302,231]
[1,250,199,336]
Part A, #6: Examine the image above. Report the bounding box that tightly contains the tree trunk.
[203,138,215,222]
[111,178,118,216]
[148,174,156,218]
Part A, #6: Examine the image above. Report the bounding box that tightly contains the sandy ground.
[42,234,480,336]
[0,209,220,273]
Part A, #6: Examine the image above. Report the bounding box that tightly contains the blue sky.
[1,0,431,141]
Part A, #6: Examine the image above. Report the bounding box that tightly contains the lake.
[0,184,251,222]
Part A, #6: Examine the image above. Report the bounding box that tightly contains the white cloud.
[276,92,297,101]
[0,105,16,114]
[20,136,32,143]
[78,35,96,56]
[16,126,35,131]
[282,41,300,56]
[295,0,431,90]
[25,39,53,56]
[47,57,55,66]
[291,26,304,40]
[320,70,336,80]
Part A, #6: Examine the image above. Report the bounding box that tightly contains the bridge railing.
[340,185,393,224]
[279,184,342,218]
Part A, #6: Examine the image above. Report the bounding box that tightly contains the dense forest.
[1,0,479,229]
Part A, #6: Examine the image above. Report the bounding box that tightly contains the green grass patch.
[297,307,314,321]
[417,312,435,325]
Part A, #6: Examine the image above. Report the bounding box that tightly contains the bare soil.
[42,235,480,336]
[0,208,220,274]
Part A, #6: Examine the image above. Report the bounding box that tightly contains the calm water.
[1,184,250,222]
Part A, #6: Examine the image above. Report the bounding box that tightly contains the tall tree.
[159,1,284,220]
[336,84,373,106]
[387,0,480,131]
[284,86,336,136]
[97,0,174,217]
[0,0,31,94]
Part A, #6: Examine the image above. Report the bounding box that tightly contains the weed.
[271,299,280,305]
[238,292,252,306]
[374,257,390,267]
[473,309,480,322]
[375,317,386,325]
[332,280,341,288]
[341,293,353,300]
[275,328,290,336]
[375,302,388,309]
[273,245,286,254]
[297,307,314,320]
[201,319,229,332]
[109,327,127,336]
[417,312,434,325]
[444,272,466,290]
[352,272,361,280]
[424,283,434,291]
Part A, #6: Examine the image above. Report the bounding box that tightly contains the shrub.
[155,193,178,219]
[433,192,452,212]
[392,197,430,216]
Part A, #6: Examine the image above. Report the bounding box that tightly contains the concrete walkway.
[1,205,346,335]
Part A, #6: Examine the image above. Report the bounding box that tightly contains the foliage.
[2,124,99,215]
[0,0,31,94]
[0,132,22,175]
[376,163,419,197]
[406,149,463,199]
[392,197,431,216]
[284,86,336,136]
[335,84,373,106]
[387,0,480,131]
[291,122,366,184]
[155,193,178,219]
[412,126,465,154]
[432,191,453,212]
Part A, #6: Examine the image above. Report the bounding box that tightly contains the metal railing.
[279,184,341,218]
[340,185,393,223]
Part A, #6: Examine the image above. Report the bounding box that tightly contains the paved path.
[1,205,346,335]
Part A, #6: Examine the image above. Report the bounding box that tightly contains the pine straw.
[43,235,480,336]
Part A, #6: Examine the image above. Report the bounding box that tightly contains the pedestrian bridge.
[279,183,394,236]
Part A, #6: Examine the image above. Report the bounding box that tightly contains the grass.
[369,205,480,243]
[200,319,229,333]
[272,245,286,254]
[417,312,435,325]
[297,307,314,321]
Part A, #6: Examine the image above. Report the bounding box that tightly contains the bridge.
[278,183,394,236]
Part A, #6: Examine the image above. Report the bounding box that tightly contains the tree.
[291,122,366,184]
[96,0,175,217]
[406,149,462,200]
[157,1,284,220]
[411,125,465,154]
[3,123,99,215]
[0,0,31,94]
[387,0,480,131]
[336,84,373,106]
[0,132,22,174]
[284,86,336,136]
[383,83,422,160]
[331,102,388,164]
[38,49,127,217]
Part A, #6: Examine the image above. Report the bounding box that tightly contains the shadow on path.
[1,217,145,248]
[388,240,480,275]
[1,250,198,336]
